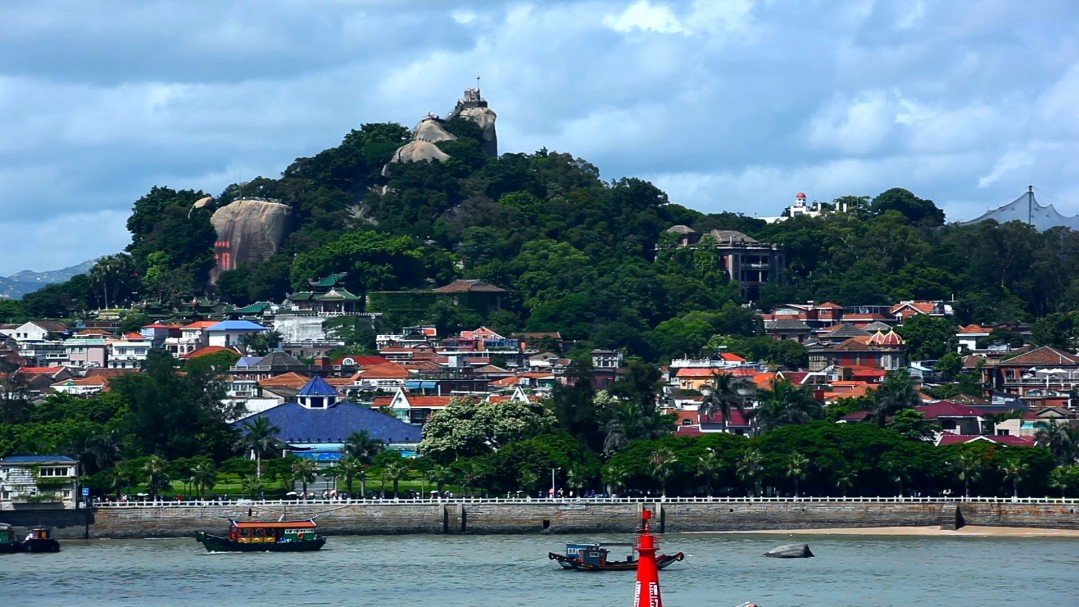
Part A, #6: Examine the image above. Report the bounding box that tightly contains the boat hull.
[21,538,61,553]
[195,532,325,553]
[548,551,684,571]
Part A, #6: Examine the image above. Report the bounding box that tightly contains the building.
[108,333,152,370]
[0,455,79,510]
[233,376,423,461]
[284,273,365,316]
[980,346,1079,408]
[367,279,507,316]
[662,227,785,301]
[205,320,268,348]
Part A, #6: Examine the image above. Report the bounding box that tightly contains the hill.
[16,90,1079,359]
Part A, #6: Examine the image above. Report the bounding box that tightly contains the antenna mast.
[1028,184,1034,226]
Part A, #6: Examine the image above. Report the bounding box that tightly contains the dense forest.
[7,117,1079,363]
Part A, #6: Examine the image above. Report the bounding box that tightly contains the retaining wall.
[13,500,1079,540]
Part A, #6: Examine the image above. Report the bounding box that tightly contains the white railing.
[91,495,1079,509]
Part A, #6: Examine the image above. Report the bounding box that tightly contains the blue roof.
[206,320,267,332]
[233,403,422,445]
[235,356,265,368]
[0,455,77,464]
[297,375,338,397]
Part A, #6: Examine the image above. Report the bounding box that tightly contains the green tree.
[419,398,555,463]
[336,454,363,497]
[649,448,677,498]
[192,459,216,499]
[786,452,810,497]
[871,370,920,427]
[290,458,318,498]
[887,409,935,442]
[950,452,983,498]
[696,447,723,497]
[344,430,383,495]
[381,462,407,498]
[241,416,280,479]
[699,373,750,434]
[751,378,822,433]
[999,459,1027,499]
[737,448,764,496]
[896,314,955,360]
[141,454,170,501]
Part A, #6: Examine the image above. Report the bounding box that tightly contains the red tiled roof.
[332,355,390,367]
[699,410,751,427]
[719,352,746,363]
[181,321,218,330]
[491,376,520,388]
[674,425,703,436]
[999,346,1079,367]
[372,396,394,408]
[18,366,67,374]
[51,376,109,387]
[917,401,984,420]
[259,372,311,389]
[182,346,235,359]
[357,363,410,380]
[434,279,506,294]
[405,395,454,408]
[958,324,990,334]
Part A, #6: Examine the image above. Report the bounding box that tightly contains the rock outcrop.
[209,199,292,283]
[383,87,498,175]
[764,543,814,558]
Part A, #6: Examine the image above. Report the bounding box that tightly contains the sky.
[2,0,1078,275]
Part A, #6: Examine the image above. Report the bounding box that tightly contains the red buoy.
[633,508,663,607]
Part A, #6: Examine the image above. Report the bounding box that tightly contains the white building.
[0,455,79,511]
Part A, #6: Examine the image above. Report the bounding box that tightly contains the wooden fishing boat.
[548,542,684,571]
[20,527,61,553]
[195,519,326,553]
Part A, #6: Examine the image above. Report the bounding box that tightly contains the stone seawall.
[16,501,1079,540]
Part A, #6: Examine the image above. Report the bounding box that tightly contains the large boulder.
[209,199,292,283]
[764,543,814,558]
[413,118,456,143]
[382,140,451,176]
[456,106,497,157]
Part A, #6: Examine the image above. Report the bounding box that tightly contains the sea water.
[3,533,1076,607]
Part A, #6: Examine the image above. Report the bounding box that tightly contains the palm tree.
[1048,466,1075,498]
[736,448,764,497]
[141,455,170,502]
[566,465,587,496]
[337,455,363,498]
[699,373,750,433]
[1000,460,1028,498]
[192,460,216,499]
[241,474,265,499]
[1034,420,1079,465]
[696,447,723,497]
[603,462,630,497]
[881,455,911,497]
[242,416,280,479]
[950,452,982,498]
[649,448,677,498]
[871,369,920,427]
[426,464,453,497]
[751,378,822,434]
[344,431,383,496]
[290,458,318,499]
[382,462,406,498]
[834,467,857,497]
[786,452,810,498]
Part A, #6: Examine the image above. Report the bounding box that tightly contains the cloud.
[1,0,1078,275]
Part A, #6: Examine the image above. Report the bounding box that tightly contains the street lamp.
[550,467,560,499]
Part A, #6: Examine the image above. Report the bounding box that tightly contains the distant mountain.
[0,257,100,299]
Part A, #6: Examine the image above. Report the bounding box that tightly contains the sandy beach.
[710,525,1079,538]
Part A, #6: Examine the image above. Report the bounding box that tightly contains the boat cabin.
[0,523,14,545]
[27,527,51,541]
[564,542,634,567]
[226,520,317,545]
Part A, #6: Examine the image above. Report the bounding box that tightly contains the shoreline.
[704,525,1079,538]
